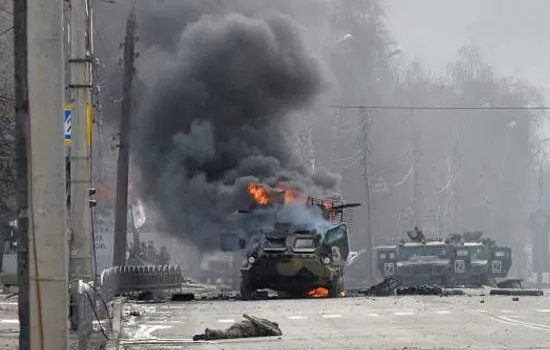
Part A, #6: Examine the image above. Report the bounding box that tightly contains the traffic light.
[89,188,97,208]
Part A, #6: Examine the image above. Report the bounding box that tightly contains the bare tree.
[0,0,15,221]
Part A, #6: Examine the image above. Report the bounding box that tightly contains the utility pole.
[68,0,94,281]
[13,0,30,347]
[359,108,375,283]
[16,0,69,348]
[113,10,136,266]
[412,127,423,229]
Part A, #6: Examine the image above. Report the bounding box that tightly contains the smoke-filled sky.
[386,0,550,101]
[92,0,547,265]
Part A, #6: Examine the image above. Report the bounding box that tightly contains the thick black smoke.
[135,11,341,250]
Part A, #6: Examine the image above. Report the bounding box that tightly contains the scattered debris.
[171,293,195,302]
[128,310,141,317]
[192,314,282,341]
[360,277,401,296]
[358,277,465,297]
[137,291,154,301]
[489,289,543,296]
[195,292,240,301]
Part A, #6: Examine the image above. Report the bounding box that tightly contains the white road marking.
[367,313,380,317]
[493,316,550,332]
[537,309,550,313]
[1,319,18,324]
[321,314,342,319]
[133,325,172,339]
[217,319,235,323]
[287,315,307,320]
[0,302,17,306]
[435,310,451,315]
[393,312,414,316]
[499,310,513,313]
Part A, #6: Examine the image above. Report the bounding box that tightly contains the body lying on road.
[193,314,282,341]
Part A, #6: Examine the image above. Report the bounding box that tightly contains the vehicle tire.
[239,275,255,301]
[480,274,489,286]
[328,277,343,298]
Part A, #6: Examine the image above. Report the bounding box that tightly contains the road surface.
[0,298,19,349]
[119,292,550,349]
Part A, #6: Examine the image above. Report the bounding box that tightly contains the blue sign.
[64,105,72,146]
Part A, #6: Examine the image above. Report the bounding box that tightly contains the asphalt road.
[120,293,550,350]
[0,299,19,349]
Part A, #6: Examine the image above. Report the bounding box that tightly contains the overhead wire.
[329,105,550,111]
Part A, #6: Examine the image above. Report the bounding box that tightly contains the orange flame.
[307,287,329,298]
[248,183,271,205]
[284,188,307,205]
[248,182,309,206]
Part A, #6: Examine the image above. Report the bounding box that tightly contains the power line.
[329,105,550,111]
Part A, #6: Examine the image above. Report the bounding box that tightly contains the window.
[324,225,347,246]
[264,238,286,249]
[456,249,468,257]
[294,238,316,249]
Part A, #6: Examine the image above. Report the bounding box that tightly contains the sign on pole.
[64,104,72,146]
[86,103,93,147]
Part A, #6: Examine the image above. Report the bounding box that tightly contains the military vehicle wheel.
[328,277,344,298]
[240,276,256,300]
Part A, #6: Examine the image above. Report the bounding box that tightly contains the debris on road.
[396,285,465,296]
[359,277,466,297]
[489,288,543,296]
[171,292,195,302]
[192,313,282,341]
[360,277,401,296]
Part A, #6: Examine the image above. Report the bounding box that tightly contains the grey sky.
[385,0,550,99]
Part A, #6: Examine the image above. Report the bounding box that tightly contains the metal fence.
[73,264,184,349]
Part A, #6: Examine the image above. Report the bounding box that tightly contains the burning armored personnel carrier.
[375,228,513,287]
[221,183,360,299]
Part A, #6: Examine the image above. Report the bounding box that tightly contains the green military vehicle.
[446,231,513,286]
[375,228,453,286]
[239,221,351,299]
[375,229,514,287]
[220,187,360,299]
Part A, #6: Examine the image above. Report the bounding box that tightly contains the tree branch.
[0,25,13,36]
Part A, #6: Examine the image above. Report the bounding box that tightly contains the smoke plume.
[135,10,341,250]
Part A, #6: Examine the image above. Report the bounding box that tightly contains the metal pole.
[13,0,30,346]
[113,10,136,267]
[359,109,375,283]
[412,129,422,229]
[68,0,94,281]
[25,0,69,347]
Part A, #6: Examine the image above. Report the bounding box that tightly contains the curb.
[105,297,127,350]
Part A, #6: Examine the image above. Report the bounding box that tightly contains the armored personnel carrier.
[446,231,512,286]
[375,227,453,286]
[375,228,513,287]
[220,183,360,299]
[240,221,350,299]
